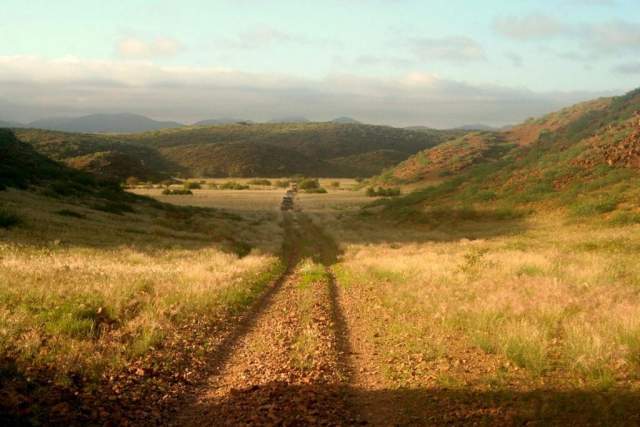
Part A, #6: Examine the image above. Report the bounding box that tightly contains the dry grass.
[327,213,640,391]
[0,189,282,381]
[131,180,369,213]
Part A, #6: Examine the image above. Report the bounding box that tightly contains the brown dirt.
[171,212,362,426]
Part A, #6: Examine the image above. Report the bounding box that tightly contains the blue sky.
[1,0,639,126]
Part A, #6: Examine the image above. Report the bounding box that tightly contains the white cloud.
[505,51,524,67]
[613,62,640,74]
[409,36,485,62]
[116,36,184,59]
[584,20,640,53]
[494,14,569,40]
[0,55,616,127]
[495,14,640,60]
[217,25,335,50]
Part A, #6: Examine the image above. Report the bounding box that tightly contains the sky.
[1,0,639,127]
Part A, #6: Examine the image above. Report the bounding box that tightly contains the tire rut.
[172,212,362,426]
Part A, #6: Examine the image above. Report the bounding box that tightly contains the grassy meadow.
[0,188,283,383]
[313,206,640,419]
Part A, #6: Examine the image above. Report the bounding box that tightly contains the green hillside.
[373,89,640,223]
[15,129,179,181]
[16,122,453,180]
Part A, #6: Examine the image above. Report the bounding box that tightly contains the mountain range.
[1,114,367,133]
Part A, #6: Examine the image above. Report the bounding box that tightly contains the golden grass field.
[0,188,283,381]
[2,177,640,423]
[310,208,640,420]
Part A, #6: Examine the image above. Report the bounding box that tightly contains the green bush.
[55,209,86,219]
[275,180,290,188]
[183,181,202,190]
[219,181,250,190]
[366,187,401,197]
[304,187,327,194]
[162,188,193,195]
[298,178,320,190]
[609,211,640,226]
[0,209,20,228]
[92,201,135,215]
[570,196,619,217]
[330,181,340,188]
[247,179,272,186]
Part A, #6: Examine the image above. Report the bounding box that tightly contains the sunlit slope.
[376,88,640,222]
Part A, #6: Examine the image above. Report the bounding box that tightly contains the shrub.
[55,209,86,219]
[46,180,84,197]
[304,187,327,194]
[298,178,320,190]
[275,180,290,188]
[207,183,219,189]
[92,201,135,214]
[609,211,640,226]
[220,181,250,190]
[183,181,202,190]
[125,176,139,187]
[330,181,340,188]
[162,188,193,195]
[247,179,272,186]
[570,196,619,217]
[366,187,401,197]
[0,209,20,228]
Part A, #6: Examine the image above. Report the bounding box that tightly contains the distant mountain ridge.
[331,117,361,124]
[268,116,310,124]
[193,118,253,126]
[26,113,184,134]
[0,120,23,128]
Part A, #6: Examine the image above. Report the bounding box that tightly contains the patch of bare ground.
[173,265,357,425]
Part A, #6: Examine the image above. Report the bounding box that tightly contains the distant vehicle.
[281,194,294,211]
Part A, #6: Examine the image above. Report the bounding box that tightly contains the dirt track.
[171,212,366,426]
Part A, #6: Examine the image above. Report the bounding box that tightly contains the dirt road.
[172,212,364,425]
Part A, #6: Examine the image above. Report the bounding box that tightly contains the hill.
[193,118,251,126]
[268,116,310,124]
[15,128,179,181]
[0,129,282,425]
[331,117,361,124]
[454,124,498,131]
[374,88,640,223]
[18,122,453,179]
[386,132,515,183]
[0,120,23,128]
[28,113,184,133]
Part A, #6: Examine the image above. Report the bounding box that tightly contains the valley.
[2,88,640,425]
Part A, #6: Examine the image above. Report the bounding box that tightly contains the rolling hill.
[331,117,361,124]
[15,128,179,181]
[27,113,184,133]
[0,120,23,128]
[374,88,640,223]
[17,122,454,179]
[193,118,251,126]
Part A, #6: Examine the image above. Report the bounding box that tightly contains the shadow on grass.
[178,382,640,426]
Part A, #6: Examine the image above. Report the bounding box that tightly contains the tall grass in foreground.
[0,190,283,382]
[331,215,640,389]
[0,243,280,379]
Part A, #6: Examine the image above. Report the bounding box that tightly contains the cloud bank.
[0,55,615,128]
